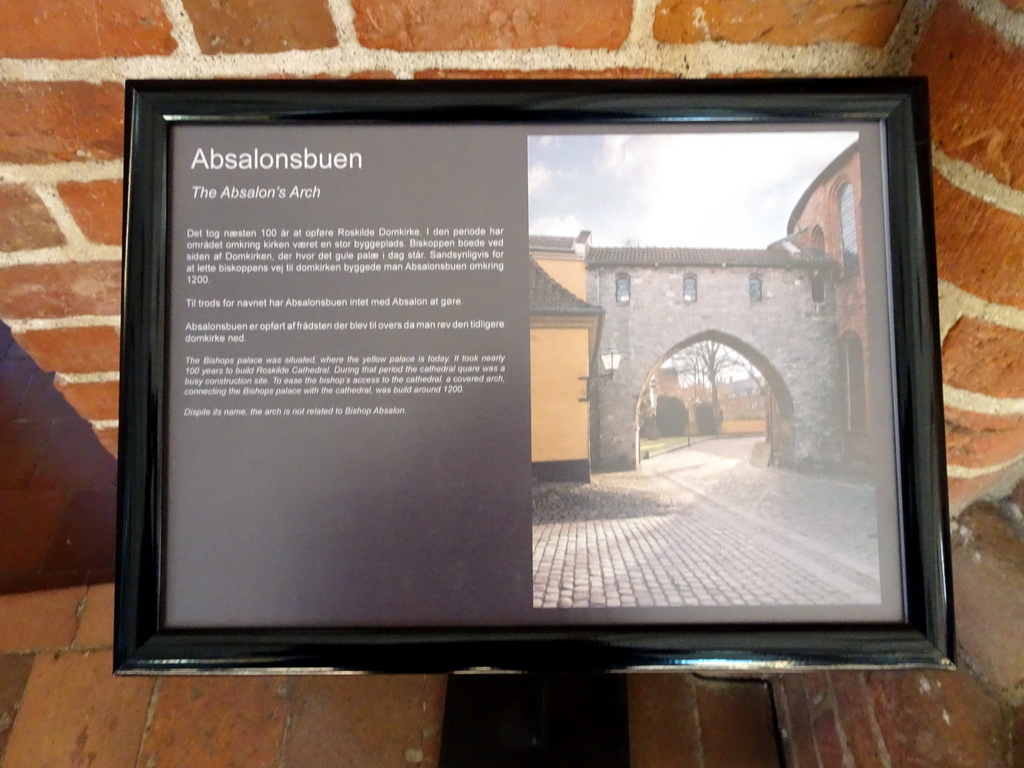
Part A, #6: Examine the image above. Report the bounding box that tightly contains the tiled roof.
[529,235,577,252]
[585,246,825,269]
[529,261,603,315]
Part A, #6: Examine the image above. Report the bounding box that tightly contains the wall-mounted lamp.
[580,348,621,402]
[600,348,621,377]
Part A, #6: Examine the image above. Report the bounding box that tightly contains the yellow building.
[529,231,590,299]
[529,260,603,481]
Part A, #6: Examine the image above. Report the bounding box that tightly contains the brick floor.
[0,321,117,595]
[0,654,33,758]
[0,587,85,653]
[72,583,115,650]
[139,676,290,768]
[3,650,153,768]
[0,585,1021,767]
[282,675,445,767]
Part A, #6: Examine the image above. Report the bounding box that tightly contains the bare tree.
[637,376,657,435]
[730,358,767,395]
[670,340,755,411]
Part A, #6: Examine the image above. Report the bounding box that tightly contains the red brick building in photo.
[785,142,872,464]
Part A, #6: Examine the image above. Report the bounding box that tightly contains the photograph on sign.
[526,130,902,621]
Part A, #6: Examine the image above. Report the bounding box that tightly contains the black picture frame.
[116,77,953,675]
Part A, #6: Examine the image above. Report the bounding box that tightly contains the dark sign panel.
[116,79,953,673]
[166,124,532,628]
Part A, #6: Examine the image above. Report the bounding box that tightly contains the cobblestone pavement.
[532,436,882,609]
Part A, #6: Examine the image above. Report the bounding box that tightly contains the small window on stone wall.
[811,225,826,254]
[749,275,762,302]
[811,275,825,304]
[683,274,697,303]
[615,273,630,304]
[839,182,859,276]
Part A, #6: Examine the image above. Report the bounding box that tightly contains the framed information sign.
[116,78,953,674]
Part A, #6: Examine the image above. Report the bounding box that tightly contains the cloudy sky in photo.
[528,130,859,248]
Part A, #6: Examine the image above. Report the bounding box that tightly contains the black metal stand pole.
[438,672,630,768]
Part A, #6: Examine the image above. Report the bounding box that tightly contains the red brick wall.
[790,151,867,351]
[2,0,1018,513]
[2,2,1024,763]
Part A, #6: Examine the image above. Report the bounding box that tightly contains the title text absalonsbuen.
[190,147,362,171]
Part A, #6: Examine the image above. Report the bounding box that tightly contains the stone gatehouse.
[531,234,846,471]
[530,142,873,474]
[585,245,842,470]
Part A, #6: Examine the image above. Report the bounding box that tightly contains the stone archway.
[633,330,796,468]
[591,310,840,473]
[585,259,843,473]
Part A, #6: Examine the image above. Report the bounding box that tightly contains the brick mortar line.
[960,0,1024,48]
[0,244,121,266]
[160,0,202,56]
[947,452,1024,479]
[755,679,790,766]
[824,672,858,768]
[938,288,959,343]
[72,592,89,649]
[6,314,120,332]
[0,40,894,82]
[135,678,163,768]
[858,672,894,768]
[691,677,707,768]
[35,183,90,248]
[938,279,1024,335]
[880,0,939,73]
[325,0,360,49]
[951,465,1024,515]
[56,371,120,384]
[933,147,1024,218]
[800,676,826,768]
[274,679,297,768]
[0,0,935,81]
[772,681,799,768]
[625,0,661,50]
[943,383,1024,416]
[1006,679,1024,710]
[950,650,1000,702]
[0,161,122,184]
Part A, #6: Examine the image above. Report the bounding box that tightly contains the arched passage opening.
[635,330,796,468]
